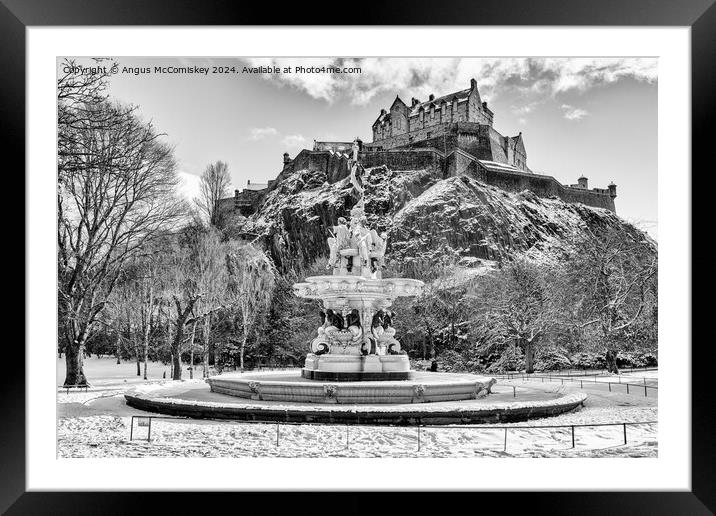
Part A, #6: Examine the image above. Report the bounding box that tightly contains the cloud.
[248,127,278,140]
[241,57,657,107]
[561,104,590,120]
[176,171,202,201]
[281,134,308,148]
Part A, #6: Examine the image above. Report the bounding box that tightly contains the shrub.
[438,350,469,372]
[617,351,658,368]
[570,352,606,370]
[485,346,525,374]
[534,348,572,371]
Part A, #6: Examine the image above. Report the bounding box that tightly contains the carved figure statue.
[328,217,350,269]
[352,217,373,269]
[371,310,387,355]
[377,310,402,354]
[325,309,344,330]
[369,230,388,272]
[311,309,331,355]
[350,162,364,196]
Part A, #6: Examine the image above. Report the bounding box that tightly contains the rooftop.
[408,87,471,116]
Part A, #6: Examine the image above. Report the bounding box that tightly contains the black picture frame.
[4,0,710,514]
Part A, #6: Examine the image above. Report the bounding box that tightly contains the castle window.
[426,131,432,139]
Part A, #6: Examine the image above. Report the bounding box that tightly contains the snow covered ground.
[57,358,657,458]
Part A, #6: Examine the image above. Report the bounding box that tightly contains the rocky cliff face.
[235,163,652,275]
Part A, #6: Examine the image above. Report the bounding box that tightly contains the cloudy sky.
[60,57,658,237]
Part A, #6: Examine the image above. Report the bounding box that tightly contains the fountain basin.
[206,370,497,404]
[293,275,424,300]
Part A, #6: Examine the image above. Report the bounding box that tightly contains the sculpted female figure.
[327,217,350,269]
[352,216,373,270]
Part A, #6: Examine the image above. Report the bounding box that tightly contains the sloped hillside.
[389,175,651,269]
[234,164,653,274]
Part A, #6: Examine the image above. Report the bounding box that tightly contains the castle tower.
[608,182,617,198]
[578,175,588,189]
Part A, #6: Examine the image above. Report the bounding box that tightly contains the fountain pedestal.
[302,353,411,381]
[293,274,424,381]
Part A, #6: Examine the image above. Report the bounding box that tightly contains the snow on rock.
[229,162,654,274]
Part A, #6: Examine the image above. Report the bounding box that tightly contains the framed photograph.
[8,0,710,513]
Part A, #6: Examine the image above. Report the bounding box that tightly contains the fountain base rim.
[301,369,412,381]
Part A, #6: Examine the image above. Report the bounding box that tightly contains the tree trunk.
[143,343,149,380]
[605,349,620,374]
[63,336,88,386]
[115,332,121,364]
[524,341,535,374]
[189,320,197,380]
[240,332,247,372]
[142,284,154,380]
[202,314,211,378]
[171,319,183,381]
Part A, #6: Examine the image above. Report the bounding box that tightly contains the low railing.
[128,415,656,452]
[496,373,658,397]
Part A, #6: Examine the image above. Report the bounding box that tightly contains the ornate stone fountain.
[293,140,424,380]
[129,139,587,418]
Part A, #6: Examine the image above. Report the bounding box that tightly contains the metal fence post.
[513,386,516,398]
[417,426,421,451]
[623,423,627,445]
[626,383,630,394]
[276,423,280,447]
[571,426,575,448]
[504,428,508,451]
[147,418,152,442]
[608,382,611,392]
[130,416,134,441]
[644,384,648,397]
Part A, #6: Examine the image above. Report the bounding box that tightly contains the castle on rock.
[224,78,617,216]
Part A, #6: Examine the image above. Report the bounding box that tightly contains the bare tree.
[567,227,657,374]
[190,229,228,378]
[195,161,231,228]
[162,242,201,381]
[225,243,276,371]
[477,257,562,374]
[57,99,185,385]
[161,228,227,379]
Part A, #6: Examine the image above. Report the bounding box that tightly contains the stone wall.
[360,149,446,174]
[237,146,616,218]
[313,141,354,153]
[468,158,616,212]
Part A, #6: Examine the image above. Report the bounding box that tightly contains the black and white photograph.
[56,56,660,459]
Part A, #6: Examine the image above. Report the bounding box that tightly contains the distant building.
[219,179,275,217]
[364,78,528,172]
